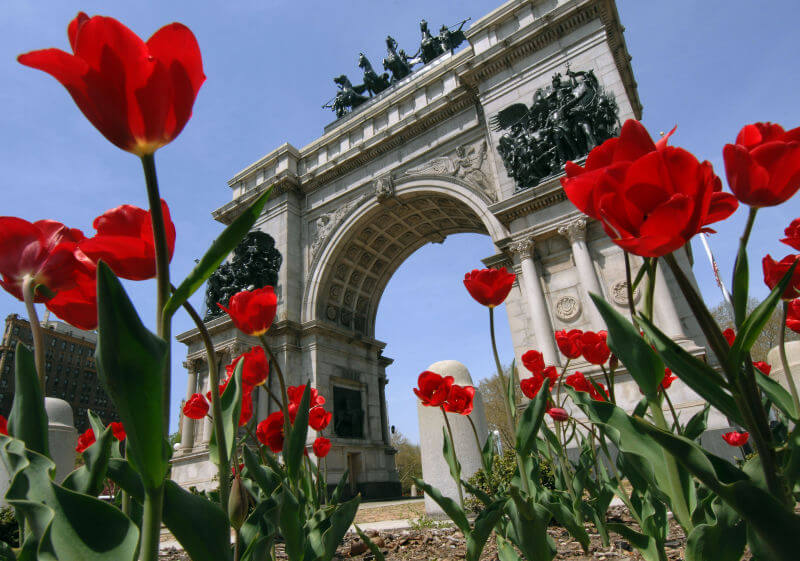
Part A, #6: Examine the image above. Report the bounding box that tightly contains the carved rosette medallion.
[555,295,581,321]
[611,280,640,306]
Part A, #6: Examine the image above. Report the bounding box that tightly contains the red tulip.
[43,264,98,330]
[239,392,253,427]
[219,286,278,337]
[413,371,454,407]
[763,254,800,300]
[0,217,86,302]
[520,370,556,400]
[781,218,800,251]
[18,13,205,156]
[566,372,608,401]
[0,415,7,436]
[546,407,569,422]
[309,406,333,431]
[562,119,738,257]
[722,328,736,346]
[753,361,771,376]
[313,437,331,458]
[257,411,285,453]
[723,122,800,207]
[521,350,545,375]
[444,384,475,415]
[110,422,126,441]
[183,393,209,419]
[76,428,96,453]
[660,369,677,391]
[787,299,800,333]
[287,385,326,423]
[722,431,749,447]
[580,331,610,365]
[78,200,176,281]
[555,329,584,359]
[230,346,269,388]
[463,267,515,308]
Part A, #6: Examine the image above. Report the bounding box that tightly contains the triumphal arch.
[172,0,713,496]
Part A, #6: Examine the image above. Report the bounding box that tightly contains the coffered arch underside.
[304,178,509,337]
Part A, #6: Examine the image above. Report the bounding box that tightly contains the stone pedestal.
[45,397,78,483]
[767,340,800,401]
[417,360,488,517]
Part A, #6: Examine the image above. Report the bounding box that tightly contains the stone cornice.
[488,175,568,225]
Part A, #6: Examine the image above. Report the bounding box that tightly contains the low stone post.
[767,340,800,401]
[45,397,78,483]
[417,360,488,517]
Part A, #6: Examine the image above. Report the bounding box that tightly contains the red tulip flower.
[78,200,176,281]
[660,369,677,391]
[219,286,278,337]
[763,254,800,300]
[239,392,253,427]
[0,415,8,436]
[287,384,326,423]
[110,422,126,441]
[520,370,556,400]
[413,371,454,407]
[566,372,608,401]
[787,299,800,333]
[76,428,96,453]
[44,265,98,330]
[313,437,332,458]
[555,329,584,359]
[521,350,545,375]
[723,122,800,207]
[722,328,736,346]
[781,218,800,251]
[444,384,475,415]
[753,361,771,376]
[309,406,333,431]
[546,407,569,422]
[18,13,205,157]
[257,411,285,453]
[183,393,209,419]
[580,331,611,365]
[562,119,738,257]
[230,346,269,388]
[722,431,749,447]
[0,217,87,302]
[463,267,516,308]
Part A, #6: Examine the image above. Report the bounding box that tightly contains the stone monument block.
[767,340,800,400]
[417,360,488,517]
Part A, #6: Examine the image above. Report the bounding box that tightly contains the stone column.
[378,376,390,445]
[180,360,199,452]
[508,237,560,366]
[558,217,605,330]
[654,263,684,337]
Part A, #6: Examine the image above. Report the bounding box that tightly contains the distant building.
[0,313,119,433]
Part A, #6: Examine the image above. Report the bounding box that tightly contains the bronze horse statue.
[382,35,412,83]
[323,75,369,118]
[358,53,390,96]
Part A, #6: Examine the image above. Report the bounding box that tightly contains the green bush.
[465,450,554,512]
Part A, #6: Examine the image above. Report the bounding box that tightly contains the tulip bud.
[228,473,250,530]
[609,354,619,371]
[546,407,569,422]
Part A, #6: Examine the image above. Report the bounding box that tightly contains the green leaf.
[496,534,523,561]
[285,383,311,481]
[354,525,386,561]
[683,404,710,441]
[607,523,664,561]
[106,458,145,502]
[732,244,749,328]
[163,480,232,561]
[591,294,663,397]
[632,416,800,561]
[480,430,495,474]
[413,478,470,536]
[240,496,280,557]
[330,469,349,504]
[62,413,114,496]
[685,498,745,561]
[506,360,518,422]
[639,316,744,425]
[0,435,139,561]
[542,499,590,553]
[242,446,280,497]
[462,478,493,507]
[209,359,243,466]
[755,370,799,420]
[321,495,360,559]
[515,386,550,457]
[8,343,48,457]
[95,262,169,489]
[278,483,304,561]
[466,499,505,561]
[729,263,795,372]
[164,186,273,318]
[505,490,556,561]
[441,425,462,487]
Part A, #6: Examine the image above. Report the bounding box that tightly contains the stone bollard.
[45,397,78,483]
[767,340,800,403]
[417,360,488,517]
[410,483,417,497]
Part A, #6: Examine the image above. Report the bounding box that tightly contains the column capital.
[507,236,535,257]
[557,217,587,243]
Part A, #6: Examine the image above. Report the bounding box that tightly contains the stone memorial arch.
[172,0,715,496]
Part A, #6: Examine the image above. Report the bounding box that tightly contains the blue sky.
[1,1,799,444]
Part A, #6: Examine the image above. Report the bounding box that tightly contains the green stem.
[259,336,292,450]
[643,258,657,323]
[648,401,693,532]
[623,252,640,327]
[600,364,615,404]
[140,154,171,430]
[440,407,464,507]
[22,277,46,393]
[466,414,484,458]
[140,484,164,561]
[663,390,682,435]
[780,302,800,412]
[178,287,230,515]
[555,420,577,502]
